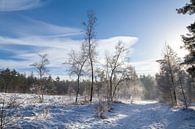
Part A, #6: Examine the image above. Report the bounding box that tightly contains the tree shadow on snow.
[103,102,195,129]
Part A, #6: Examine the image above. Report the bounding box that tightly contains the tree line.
[0,67,148,101]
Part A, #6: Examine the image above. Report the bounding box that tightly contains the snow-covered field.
[1,93,195,129]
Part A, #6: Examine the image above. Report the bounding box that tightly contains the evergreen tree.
[177,0,195,78]
[140,75,157,100]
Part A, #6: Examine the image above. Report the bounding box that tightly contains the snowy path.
[103,102,195,129]
[15,101,195,129]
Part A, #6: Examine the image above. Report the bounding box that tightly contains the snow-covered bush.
[96,100,110,119]
[35,107,50,119]
[0,95,21,129]
[7,96,22,109]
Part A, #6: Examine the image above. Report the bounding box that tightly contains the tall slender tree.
[83,11,97,102]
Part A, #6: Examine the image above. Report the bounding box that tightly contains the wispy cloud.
[0,0,48,12]
[17,17,82,37]
[0,35,138,78]
[0,16,82,38]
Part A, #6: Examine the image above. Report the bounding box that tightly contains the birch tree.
[83,11,97,102]
[65,43,88,103]
[31,54,49,102]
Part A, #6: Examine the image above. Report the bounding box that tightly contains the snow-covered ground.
[1,93,195,129]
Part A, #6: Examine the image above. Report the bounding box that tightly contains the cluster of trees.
[64,11,145,103]
[156,0,195,108]
[156,45,194,108]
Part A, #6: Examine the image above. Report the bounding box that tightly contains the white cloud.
[130,59,160,76]
[0,31,161,78]
[0,59,30,69]
[0,36,81,70]
[0,0,46,11]
[161,24,189,58]
[0,35,138,78]
[97,36,137,55]
[96,36,138,66]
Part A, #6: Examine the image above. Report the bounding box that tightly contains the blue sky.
[0,0,194,78]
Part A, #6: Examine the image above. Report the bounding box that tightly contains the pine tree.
[177,0,195,78]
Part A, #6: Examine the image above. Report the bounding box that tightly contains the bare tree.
[112,65,135,100]
[105,41,128,102]
[83,11,97,102]
[177,70,188,109]
[156,44,189,107]
[157,45,178,105]
[64,44,88,103]
[30,54,49,102]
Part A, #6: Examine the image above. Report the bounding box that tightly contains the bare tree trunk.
[84,11,97,102]
[169,86,174,106]
[173,90,177,106]
[188,79,192,105]
[170,73,177,106]
[112,80,123,100]
[41,83,44,102]
[109,77,113,102]
[39,79,44,102]
[106,59,110,101]
[167,55,177,106]
[112,86,117,100]
[75,75,80,103]
[179,78,188,109]
[89,58,94,102]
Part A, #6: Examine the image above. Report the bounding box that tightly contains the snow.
[1,93,195,129]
